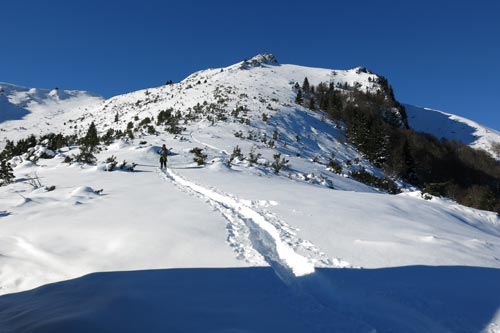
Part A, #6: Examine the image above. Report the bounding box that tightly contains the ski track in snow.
[157,168,350,281]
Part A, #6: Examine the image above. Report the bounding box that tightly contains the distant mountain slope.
[406,104,500,158]
[0,82,103,147]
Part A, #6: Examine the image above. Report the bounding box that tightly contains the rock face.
[240,53,279,69]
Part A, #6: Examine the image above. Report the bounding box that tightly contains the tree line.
[295,76,500,214]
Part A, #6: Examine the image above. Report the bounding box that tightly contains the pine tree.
[302,77,310,93]
[0,160,14,186]
[309,97,316,110]
[75,145,97,164]
[0,140,15,160]
[401,139,417,183]
[82,122,99,149]
[319,93,328,110]
[76,122,99,164]
[365,121,389,166]
[295,89,303,105]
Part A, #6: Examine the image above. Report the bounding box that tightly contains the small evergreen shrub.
[422,182,449,197]
[350,169,400,194]
[271,153,289,174]
[189,147,207,165]
[104,155,118,171]
[327,158,343,174]
[139,117,151,127]
[228,145,243,166]
[248,146,261,166]
[119,160,137,172]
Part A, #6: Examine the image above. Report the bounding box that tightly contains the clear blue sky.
[1,0,499,130]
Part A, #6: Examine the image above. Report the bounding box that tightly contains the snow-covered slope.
[1,54,499,332]
[0,82,103,147]
[406,104,500,158]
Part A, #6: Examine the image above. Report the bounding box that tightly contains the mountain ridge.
[1,54,498,157]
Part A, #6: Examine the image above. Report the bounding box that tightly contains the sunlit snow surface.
[1,55,499,332]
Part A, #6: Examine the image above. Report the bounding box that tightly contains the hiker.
[159,144,169,169]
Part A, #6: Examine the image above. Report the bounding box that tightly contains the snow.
[1,54,499,331]
[161,168,317,277]
[406,104,500,159]
[0,149,248,294]
[1,266,499,333]
[0,82,103,148]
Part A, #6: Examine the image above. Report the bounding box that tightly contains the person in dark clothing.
[159,144,169,169]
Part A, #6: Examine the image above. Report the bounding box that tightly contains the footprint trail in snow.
[158,168,350,281]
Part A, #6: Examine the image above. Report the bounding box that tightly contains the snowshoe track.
[158,168,350,281]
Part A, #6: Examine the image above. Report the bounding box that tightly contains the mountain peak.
[240,53,279,69]
[352,66,372,74]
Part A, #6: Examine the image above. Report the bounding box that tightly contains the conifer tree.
[401,139,417,183]
[302,77,310,93]
[82,122,99,149]
[309,97,316,110]
[76,122,99,164]
[0,160,14,186]
[0,140,15,160]
[295,89,303,105]
[319,94,328,110]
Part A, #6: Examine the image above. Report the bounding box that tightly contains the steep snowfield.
[0,82,103,148]
[406,104,500,158]
[1,54,499,332]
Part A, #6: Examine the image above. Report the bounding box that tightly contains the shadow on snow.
[0,265,499,333]
[405,105,479,145]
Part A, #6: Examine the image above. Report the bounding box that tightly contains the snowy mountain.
[0,54,499,332]
[0,82,103,147]
[406,104,500,159]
